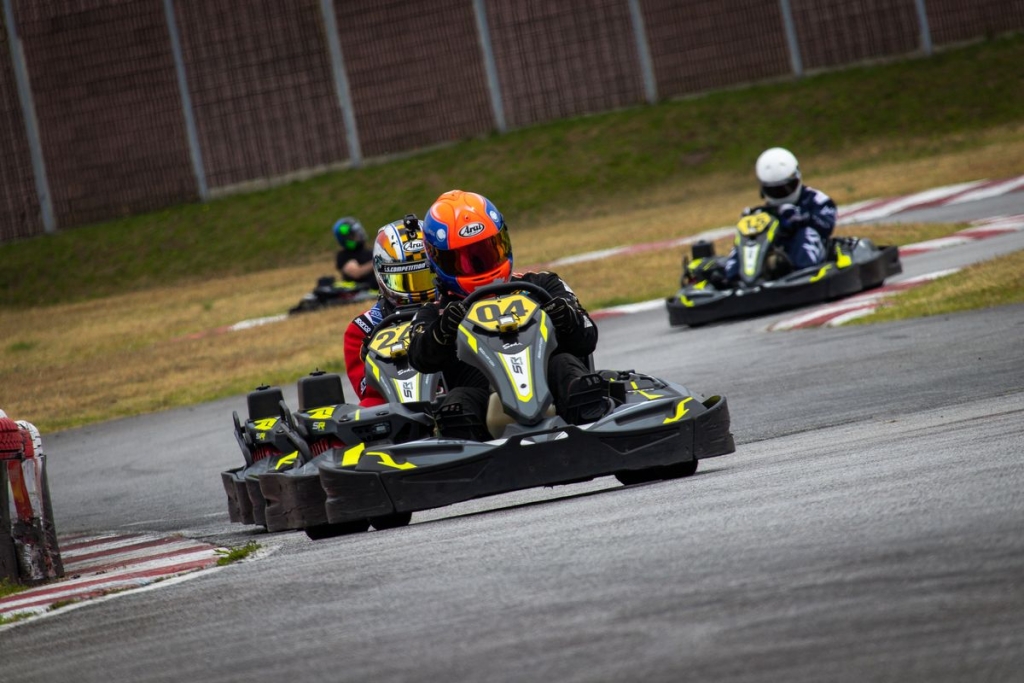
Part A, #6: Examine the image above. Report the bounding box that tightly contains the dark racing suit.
[343,297,397,406]
[336,246,376,286]
[408,272,599,440]
[724,185,838,280]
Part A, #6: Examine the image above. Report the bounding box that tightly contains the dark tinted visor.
[762,178,800,200]
[429,231,512,277]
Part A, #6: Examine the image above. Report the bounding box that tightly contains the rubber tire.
[304,520,370,540]
[369,512,412,531]
[615,459,698,486]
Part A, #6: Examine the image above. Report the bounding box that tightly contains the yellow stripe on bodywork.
[253,418,278,431]
[663,397,694,424]
[679,295,695,307]
[366,356,381,381]
[275,451,299,470]
[835,248,852,268]
[365,451,416,470]
[458,323,478,353]
[631,380,664,400]
[809,265,832,282]
[340,442,416,470]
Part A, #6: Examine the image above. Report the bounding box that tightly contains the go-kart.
[220,308,441,537]
[666,210,902,327]
[313,282,735,532]
[288,276,379,315]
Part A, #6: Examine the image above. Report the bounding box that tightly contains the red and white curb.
[838,175,1024,224]
[767,213,1024,329]
[0,532,226,623]
[765,269,962,330]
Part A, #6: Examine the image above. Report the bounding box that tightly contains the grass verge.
[855,249,1024,323]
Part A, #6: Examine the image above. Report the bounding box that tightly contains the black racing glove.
[359,335,371,362]
[435,301,468,345]
[541,297,581,334]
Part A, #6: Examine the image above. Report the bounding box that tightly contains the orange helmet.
[422,190,512,297]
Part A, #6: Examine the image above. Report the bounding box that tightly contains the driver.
[720,147,837,283]
[332,216,377,287]
[407,189,609,440]
[343,216,437,406]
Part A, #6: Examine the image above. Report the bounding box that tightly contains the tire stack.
[0,412,64,584]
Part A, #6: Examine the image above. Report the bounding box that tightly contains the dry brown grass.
[3,132,1023,433]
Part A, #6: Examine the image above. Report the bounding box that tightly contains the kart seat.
[485,393,555,439]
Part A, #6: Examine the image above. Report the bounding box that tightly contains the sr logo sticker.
[459,222,486,238]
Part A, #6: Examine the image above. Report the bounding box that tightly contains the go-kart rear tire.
[370,512,412,531]
[304,520,370,540]
[615,459,698,486]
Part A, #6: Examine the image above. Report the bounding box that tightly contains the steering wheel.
[461,281,552,307]
[367,306,420,337]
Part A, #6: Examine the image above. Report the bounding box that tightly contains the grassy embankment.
[1,34,1023,432]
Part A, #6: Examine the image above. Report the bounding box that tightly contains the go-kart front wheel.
[304,519,370,540]
[370,512,413,531]
[615,459,698,486]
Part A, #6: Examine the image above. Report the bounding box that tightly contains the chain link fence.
[1,0,1021,242]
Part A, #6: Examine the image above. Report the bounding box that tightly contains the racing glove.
[541,297,582,335]
[776,204,808,236]
[434,301,468,345]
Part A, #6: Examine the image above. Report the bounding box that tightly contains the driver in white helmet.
[722,147,837,282]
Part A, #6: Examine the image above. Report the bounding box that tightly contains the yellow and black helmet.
[372,215,437,306]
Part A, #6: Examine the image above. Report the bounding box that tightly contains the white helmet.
[756,147,802,205]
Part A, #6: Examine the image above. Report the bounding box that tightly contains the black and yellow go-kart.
[288,276,379,315]
[666,210,902,327]
[314,282,735,533]
[221,310,442,537]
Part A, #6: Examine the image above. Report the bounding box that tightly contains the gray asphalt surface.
[2,195,1022,682]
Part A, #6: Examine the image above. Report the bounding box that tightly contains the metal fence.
[1,0,1022,243]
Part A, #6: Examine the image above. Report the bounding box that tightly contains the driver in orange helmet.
[407,190,609,440]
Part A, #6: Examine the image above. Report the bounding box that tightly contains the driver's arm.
[407,303,451,374]
[340,257,374,281]
[343,314,384,406]
[525,272,598,358]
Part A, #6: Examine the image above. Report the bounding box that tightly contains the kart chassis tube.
[321,396,733,524]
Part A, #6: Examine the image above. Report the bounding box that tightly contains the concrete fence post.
[627,0,658,104]
[779,0,804,77]
[913,0,933,56]
[2,0,56,234]
[473,0,507,133]
[320,0,362,168]
[163,0,208,200]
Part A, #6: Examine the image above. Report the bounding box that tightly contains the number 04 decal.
[465,294,539,331]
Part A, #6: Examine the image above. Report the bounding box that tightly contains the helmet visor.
[377,261,434,296]
[761,178,801,201]
[430,231,512,277]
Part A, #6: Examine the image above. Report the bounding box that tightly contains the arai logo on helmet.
[459,222,486,238]
[402,239,423,253]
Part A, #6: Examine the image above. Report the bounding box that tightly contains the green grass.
[0,577,30,599]
[855,249,1024,324]
[0,611,33,626]
[215,541,260,566]
[2,34,1023,309]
